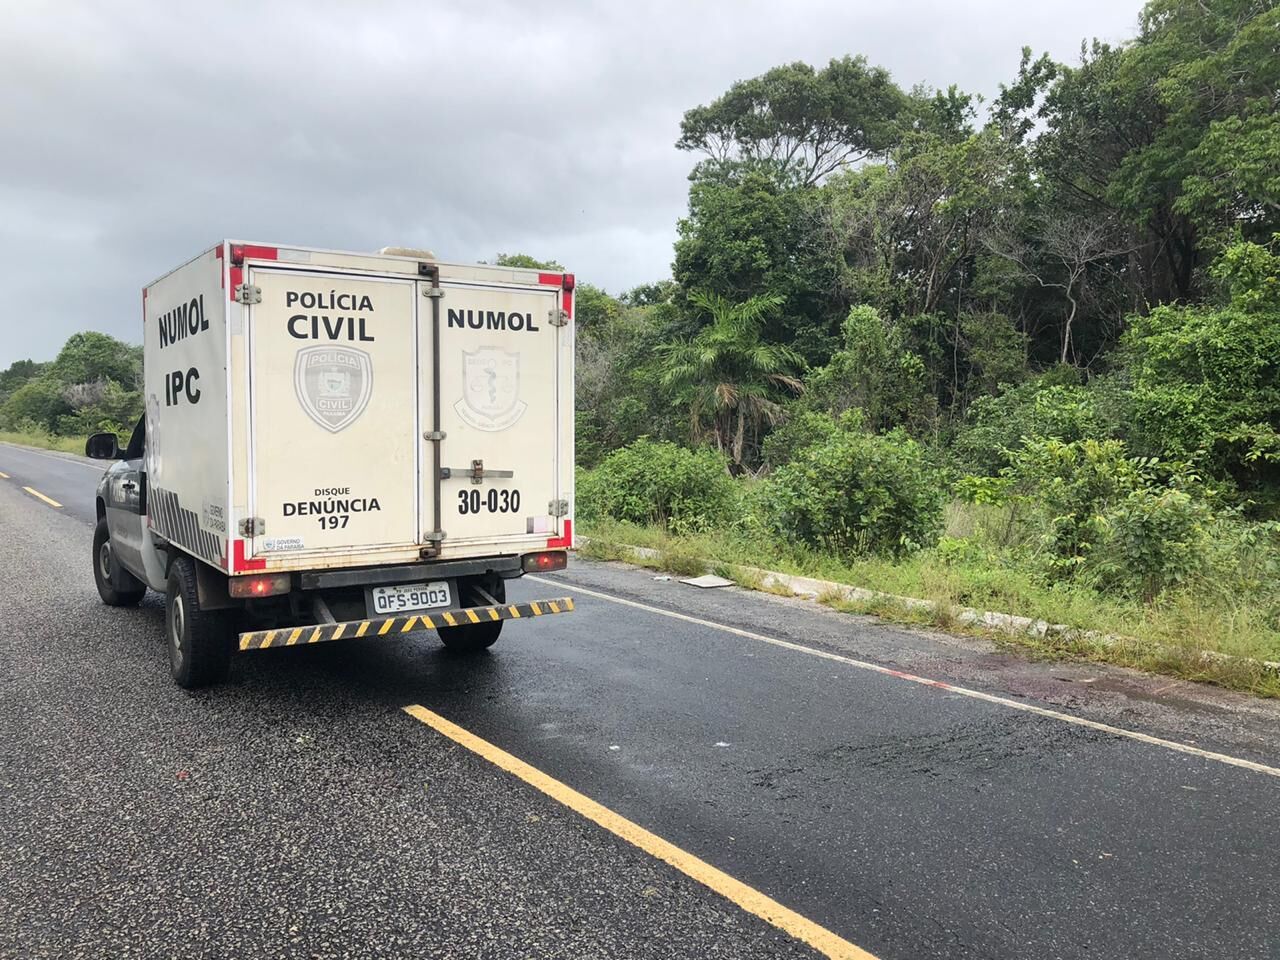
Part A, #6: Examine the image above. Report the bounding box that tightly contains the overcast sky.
[0,0,1145,368]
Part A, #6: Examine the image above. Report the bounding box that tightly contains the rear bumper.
[238,596,574,651]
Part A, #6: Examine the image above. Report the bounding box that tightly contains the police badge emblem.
[294,345,373,433]
[454,347,527,431]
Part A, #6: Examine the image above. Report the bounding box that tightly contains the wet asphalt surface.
[3,444,1280,959]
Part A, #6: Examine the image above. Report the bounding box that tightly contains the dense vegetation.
[3,0,1277,684]
[0,333,143,441]
[574,0,1280,682]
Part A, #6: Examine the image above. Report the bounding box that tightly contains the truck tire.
[93,518,146,607]
[437,574,505,654]
[166,556,233,688]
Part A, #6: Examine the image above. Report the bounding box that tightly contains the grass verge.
[580,518,1280,698]
[0,431,85,455]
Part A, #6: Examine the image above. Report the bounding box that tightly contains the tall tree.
[676,57,908,187]
[986,212,1132,364]
[660,292,803,473]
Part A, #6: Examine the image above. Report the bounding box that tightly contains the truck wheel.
[166,556,232,688]
[437,574,505,654]
[93,518,145,607]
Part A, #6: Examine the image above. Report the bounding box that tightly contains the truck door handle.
[121,481,137,491]
[441,459,514,484]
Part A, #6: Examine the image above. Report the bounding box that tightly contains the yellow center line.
[0,471,10,479]
[402,704,877,960]
[23,486,62,508]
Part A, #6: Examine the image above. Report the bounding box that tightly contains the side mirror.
[85,432,121,460]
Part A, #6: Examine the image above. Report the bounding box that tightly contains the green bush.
[761,410,838,470]
[576,439,739,534]
[762,424,945,558]
[1001,437,1228,600]
[1089,488,1215,601]
[1121,240,1280,492]
[951,369,1106,476]
[1004,437,1151,569]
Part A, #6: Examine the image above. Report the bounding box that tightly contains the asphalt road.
[3,442,1279,959]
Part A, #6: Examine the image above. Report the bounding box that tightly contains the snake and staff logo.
[294,345,373,432]
[455,347,526,431]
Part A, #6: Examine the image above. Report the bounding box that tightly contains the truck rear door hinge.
[549,308,569,327]
[549,499,569,517]
[239,517,266,537]
[234,283,262,305]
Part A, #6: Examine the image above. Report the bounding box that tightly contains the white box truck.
[86,241,575,687]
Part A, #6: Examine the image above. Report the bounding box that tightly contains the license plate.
[370,581,451,615]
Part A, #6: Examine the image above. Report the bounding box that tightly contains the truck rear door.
[247,269,422,559]
[428,280,564,547]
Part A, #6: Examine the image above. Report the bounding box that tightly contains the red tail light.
[229,573,291,598]
[522,550,567,573]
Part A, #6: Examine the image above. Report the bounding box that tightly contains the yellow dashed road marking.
[22,486,61,508]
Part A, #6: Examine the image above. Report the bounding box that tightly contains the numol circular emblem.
[455,347,527,431]
[294,345,373,433]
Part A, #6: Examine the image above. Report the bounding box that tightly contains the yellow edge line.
[401,705,877,960]
[0,471,9,478]
[23,486,61,508]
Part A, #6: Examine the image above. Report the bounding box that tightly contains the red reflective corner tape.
[240,244,278,261]
[546,518,573,549]
[537,272,562,286]
[563,287,574,320]
[228,265,243,292]
[214,245,224,259]
[232,539,267,572]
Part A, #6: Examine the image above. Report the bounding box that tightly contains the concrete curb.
[579,537,1280,679]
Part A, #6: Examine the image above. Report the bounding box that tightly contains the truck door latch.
[440,459,515,484]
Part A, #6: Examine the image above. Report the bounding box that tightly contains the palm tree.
[660,291,804,474]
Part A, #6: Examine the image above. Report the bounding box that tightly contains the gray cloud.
[0,0,1142,366]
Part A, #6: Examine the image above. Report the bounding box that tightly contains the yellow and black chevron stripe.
[238,597,575,651]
